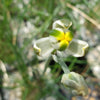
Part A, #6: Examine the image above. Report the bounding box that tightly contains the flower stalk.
[52,55,70,74]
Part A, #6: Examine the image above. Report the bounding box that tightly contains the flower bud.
[61,72,88,96]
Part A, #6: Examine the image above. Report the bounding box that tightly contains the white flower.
[33,19,88,58]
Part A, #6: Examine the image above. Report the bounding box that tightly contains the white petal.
[49,36,60,50]
[66,39,89,57]
[53,19,72,30]
[33,37,54,58]
[57,39,89,58]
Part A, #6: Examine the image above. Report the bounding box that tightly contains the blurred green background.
[0,0,100,100]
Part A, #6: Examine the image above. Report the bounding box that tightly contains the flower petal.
[33,37,54,58]
[49,36,60,50]
[56,39,88,58]
[65,31,73,41]
[66,39,89,57]
[59,40,68,51]
[53,19,72,30]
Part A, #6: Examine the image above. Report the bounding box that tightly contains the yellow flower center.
[50,30,73,50]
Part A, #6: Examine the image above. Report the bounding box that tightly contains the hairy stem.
[52,55,70,74]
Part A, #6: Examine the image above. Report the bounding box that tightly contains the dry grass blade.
[66,3,100,29]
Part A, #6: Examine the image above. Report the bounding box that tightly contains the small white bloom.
[33,19,89,58]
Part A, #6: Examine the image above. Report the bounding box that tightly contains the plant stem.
[53,55,70,74]
[42,55,52,75]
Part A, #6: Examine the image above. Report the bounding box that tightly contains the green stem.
[53,55,70,74]
[42,55,52,75]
